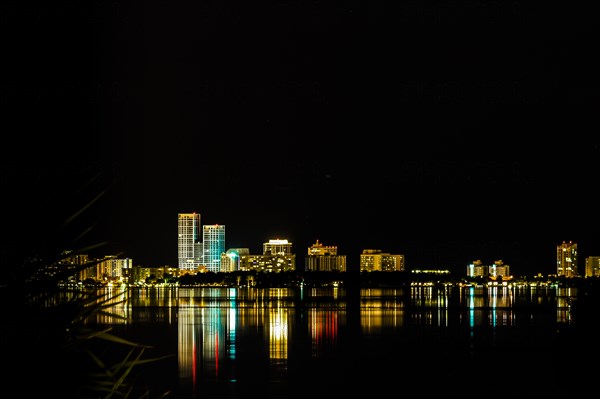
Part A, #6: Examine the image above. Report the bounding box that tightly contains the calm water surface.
[93,285,595,398]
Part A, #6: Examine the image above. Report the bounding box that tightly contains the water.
[88,284,596,398]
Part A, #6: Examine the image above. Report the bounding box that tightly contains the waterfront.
[73,284,598,398]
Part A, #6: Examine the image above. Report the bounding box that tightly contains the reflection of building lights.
[271,321,287,339]
[269,309,288,360]
[270,311,288,339]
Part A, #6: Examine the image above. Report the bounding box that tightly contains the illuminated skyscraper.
[178,213,202,271]
[557,241,578,277]
[203,224,226,273]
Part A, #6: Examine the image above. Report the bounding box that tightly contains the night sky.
[3,2,599,276]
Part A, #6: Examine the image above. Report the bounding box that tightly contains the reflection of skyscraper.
[177,306,200,380]
[178,213,202,271]
[177,289,238,385]
[203,224,225,273]
[557,241,578,277]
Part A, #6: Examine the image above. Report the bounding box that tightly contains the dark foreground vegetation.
[1,163,174,399]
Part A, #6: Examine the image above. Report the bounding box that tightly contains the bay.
[84,284,597,398]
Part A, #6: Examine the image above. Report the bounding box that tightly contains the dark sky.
[3,1,599,276]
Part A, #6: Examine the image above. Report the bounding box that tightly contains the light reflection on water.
[72,285,583,397]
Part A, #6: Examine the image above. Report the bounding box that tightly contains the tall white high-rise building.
[178,213,202,271]
[203,224,226,273]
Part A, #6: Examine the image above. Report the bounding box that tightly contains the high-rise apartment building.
[178,213,202,272]
[305,240,347,272]
[557,241,578,277]
[202,224,226,273]
[585,256,600,278]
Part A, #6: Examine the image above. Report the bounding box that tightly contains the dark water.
[95,285,596,398]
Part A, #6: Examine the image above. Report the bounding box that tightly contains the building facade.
[305,240,347,272]
[584,256,600,278]
[466,259,511,279]
[557,241,578,277]
[263,239,293,256]
[239,239,296,272]
[221,248,250,272]
[178,213,202,272]
[360,249,405,272]
[81,255,133,283]
[202,224,226,273]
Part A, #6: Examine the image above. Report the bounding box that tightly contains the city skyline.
[169,211,586,277]
[3,2,598,279]
[2,150,597,278]
[3,4,599,399]
[121,219,585,278]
